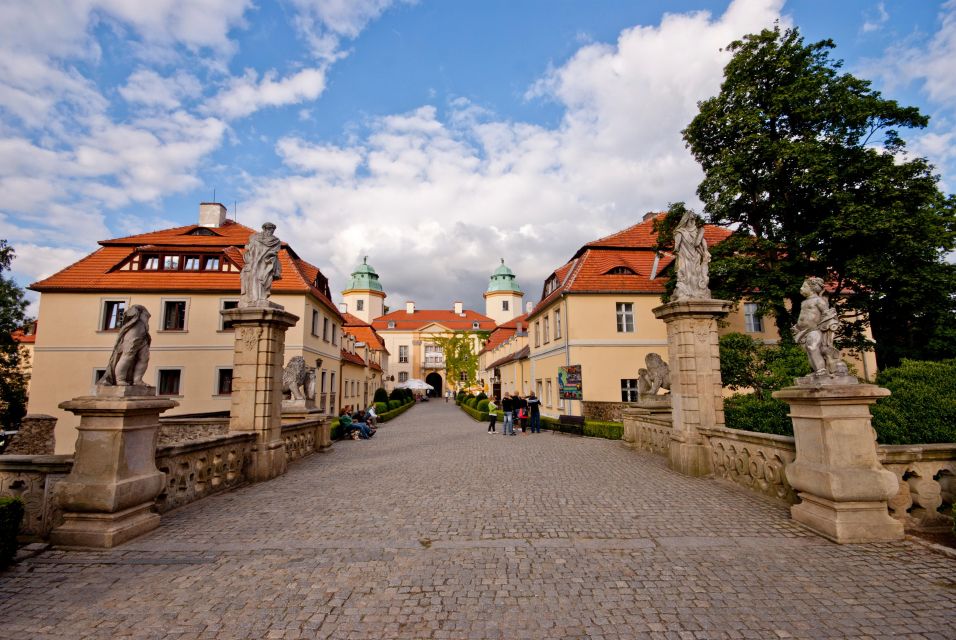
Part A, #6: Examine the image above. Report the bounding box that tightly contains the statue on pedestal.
[637,353,671,398]
[792,277,853,384]
[282,356,317,402]
[99,305,151,387]
[672,210,711,301]
[240,222,282,308]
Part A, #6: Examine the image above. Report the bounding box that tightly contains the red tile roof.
[479,313,529,354]
[372,309,496,332]
[487,345,530,369]
[528,215,731,319]
[340,349,366,366]
[29,220,343,320]
[343,325,388,353]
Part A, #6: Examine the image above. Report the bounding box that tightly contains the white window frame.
[99,298,129,332]
[356,299,364,311]
[744,302,764,333]
[398,371,409,383]
[616,302,634,333]
[554,309,562,339]
[621,378,639,402]
[215,367,233,396]
[159,297,189,332]
[399,345,409,363]
[545,379,553,407]
[311,309,320,337]
[92,368,107,385]
[220,298,239,330]
[543,316,550,344]
[502,300,509,311]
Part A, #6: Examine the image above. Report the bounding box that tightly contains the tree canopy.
[430,331,485,390]
[682,25,956,367]
[0,240,29,428]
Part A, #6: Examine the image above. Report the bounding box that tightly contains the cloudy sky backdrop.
[2,0,954,315]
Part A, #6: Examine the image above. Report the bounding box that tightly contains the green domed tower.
[342,256,386,322]
[484,259,523,325]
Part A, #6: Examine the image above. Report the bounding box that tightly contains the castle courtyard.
[0,401,952,640]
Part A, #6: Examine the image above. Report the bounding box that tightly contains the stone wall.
[4,414,57,455]
[881,443,956,532]
[621,406,672,456]
[157,416,229,446]
[154,433,255,514]
[700,427,797,504]
[583,401,625,422]
[0,455,73,540]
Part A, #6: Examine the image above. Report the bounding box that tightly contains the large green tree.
[682,25,956,367]
[430,331,486,390]
[0,240,29,428]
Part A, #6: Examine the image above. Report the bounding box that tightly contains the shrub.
[374,402,388,415]
[465,397,478,408]
[871,358,956,445]
[723,393,793,436]
[389,388,404,402]
[583,421,624,440]
[388,400,400,411]
[720,332,810,394]
[476,399,490,412]
[475,392,487,403]
[373,388,389,404]
[0,496,24,568]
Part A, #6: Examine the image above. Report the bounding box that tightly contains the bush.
[720,332,810,394]
[373,388,389,404]
[723,393,793,436]
[374,402,388,415]
[0,496,24,568]
[871,358,956,444]
[476,399,490,412]
[475,392,487,403]
[389,388,404,402]
[388,400,400,411]
[465,397,478,408]
[583,421,624,440]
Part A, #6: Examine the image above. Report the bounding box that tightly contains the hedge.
[871,358,956,445]
[0,497,24,568]
[724,393,793,437]
[374,402,388,415]
[456,405,623,439]
[476,399,490,412]
[459,403,489,422]
[378,401,414,422]
[373,388,389,404]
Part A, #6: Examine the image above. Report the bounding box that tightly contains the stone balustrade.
[880,443,956,532]
[0,455,73,540]
[154,433,256,513]
[621,406,672,456]
[157,415,229,446]
[282,421,318,463]
[700,427,797,504]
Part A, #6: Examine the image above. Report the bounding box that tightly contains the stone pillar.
[653,299,732,476]
[4,414,57,455]
[773,384,903,543]
[222,307,299,482]
[51,387,177,548]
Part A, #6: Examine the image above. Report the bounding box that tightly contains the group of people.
[487,392,541,435]
[338,405,379,440]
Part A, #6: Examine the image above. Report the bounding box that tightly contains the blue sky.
[2,0,954,315]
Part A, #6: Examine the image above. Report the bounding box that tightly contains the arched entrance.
[425,372,443,398]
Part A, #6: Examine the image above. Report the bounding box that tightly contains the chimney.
[199,202,227,227]
[406,301,415,314]
[338,302,348,314]
[454,301,463,315]
[642,211,658,222]
[526,301,533,313]
[516,322,523,334]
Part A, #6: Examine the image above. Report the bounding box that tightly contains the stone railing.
[3,414,57,455]
[0,455,73,540]
[880,443,956,532]
[622,405,672,456]
[157,415,229,446]
[154,433,255,514]
[700,427,797,504]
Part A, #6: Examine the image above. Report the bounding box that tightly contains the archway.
[425,372,443,398]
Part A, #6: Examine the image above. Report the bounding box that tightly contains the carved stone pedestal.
[281,409,331,450]
[222,306,299,482]
[653,299,732,477]
[774,384,903,543]
[51,388,177,548]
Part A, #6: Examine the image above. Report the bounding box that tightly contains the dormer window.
[543,276,559,297]
[605,266,636,275]
[142,255,159,270]
[203,256,220,271]
[387,321,396,329]
[184,256,201,271]
[472,321,480,329]
[187,227,216,236]
[163,255,180,270]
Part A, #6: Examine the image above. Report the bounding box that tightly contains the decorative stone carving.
[880,444,956,532]
[705,430,797,504]
[239,222,282,309]
[637,353,671,399]
[792,277,855,385]
[154,434,254,513]
[672,210,711,301]
[282,356,316,401]
[282,423,317,463]
[4,414,56,455]
[99,304,152,388]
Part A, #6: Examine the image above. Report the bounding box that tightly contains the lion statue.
[282,356,316,401]
[637,353,671,397]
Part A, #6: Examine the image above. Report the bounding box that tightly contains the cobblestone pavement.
[1,401,954,639]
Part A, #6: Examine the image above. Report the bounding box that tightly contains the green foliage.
[724,393,794,436]
[719,332,811,394]
[389,388,404,402]
[0,496,23,567]
[378,401,413,422]
[582,421,624,440]
[0,241,28,429]
[475,392,487,403]
[458,402,488,422]
[373,388,389,404]
[464,396,478,408]
[430,332,481,388]
[683,26,956,368]
[374,402,388,415]
[870,359,956,444]
[388,400,400,411]
[476,399,490,412]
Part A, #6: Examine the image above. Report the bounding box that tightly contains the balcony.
[422,358,445,369]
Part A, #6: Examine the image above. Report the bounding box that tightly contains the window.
[605,266,636,275]
[546,379,553,407]
[543,316,550,343]
[621,379,639,402]
[188,227,216,236]
[162,300,187,331]
[544,276,559,297]
[311,310,320,336]
[203,256,220,271]
[554,309,562,339]
[322,317,330,341]
[387,321,396,329]
[398,371,409,383]
[102,300,126,330]
[356,299,364,311]
[534,321,540,347]
[93,368,107,384]
[158,369,182,396]
[744,303,764,333]
[616,302,634,333]
[472,321,480,329]
[460,371,467,382]
[141,255,159,270]
[424,344,443,367]
[536,379,543,400]
[163,255,180,270]
[399,345,409,363]
[216,369,233,395]
[220,299,238,330]
[183,256,201,271]
[331,324,338,346]
[502,300,509,311]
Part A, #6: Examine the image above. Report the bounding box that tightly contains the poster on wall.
[558,365,582,400]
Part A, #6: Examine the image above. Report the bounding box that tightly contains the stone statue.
[792,277,853,383]
[240,222,282,307]
[637,353,671,397]
[99,305,151,387]
[282,356,316,401]
[672,210,711,301]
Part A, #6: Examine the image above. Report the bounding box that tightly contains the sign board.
[558,365,582,400]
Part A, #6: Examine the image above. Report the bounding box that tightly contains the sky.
[2,0,954,317]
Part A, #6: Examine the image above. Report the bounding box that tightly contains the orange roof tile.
[487,345,530,369]
[343,325,388,353]
[372,309,496,332]
[340,349,366,366]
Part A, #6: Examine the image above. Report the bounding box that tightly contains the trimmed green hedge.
[724,393,793,436]
[871,358,956,445]
[378,401,414,422]
[458,406,623,439]
[374,402,388,415]
[476,399,490,412]
[459,403,489,422]
[0,497,24,568]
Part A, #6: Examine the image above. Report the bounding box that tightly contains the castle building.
[483,259,524,325]
[341,257,386,324]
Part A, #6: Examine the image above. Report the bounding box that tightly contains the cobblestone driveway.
[1,401,953,639]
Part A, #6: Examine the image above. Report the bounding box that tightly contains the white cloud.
[119,69,202,109]
[862,2,890,33]
[206,67,328,119]
[289,0,413,59]
[276,137,363,177]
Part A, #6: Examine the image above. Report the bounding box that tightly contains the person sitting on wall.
[365,404,379,428]
[339,408,374,439]
[352,408,376,435]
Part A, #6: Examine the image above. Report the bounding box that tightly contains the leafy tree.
[0,241,29,428]
[430,331,484,389]
[683,25,956,367]
[719,332,810,395]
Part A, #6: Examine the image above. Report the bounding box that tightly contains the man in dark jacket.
[526,393,541,433]
[501,394,514,435]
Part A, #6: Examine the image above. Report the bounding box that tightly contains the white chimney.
[199,202,227,227]
[454,301,463,315]
[526,301,533,313]
[406,301,415,314]
[338,303,348,314]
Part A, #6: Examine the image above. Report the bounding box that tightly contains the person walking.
[501,393,514,436]
[487,397,498,433]
[511,392,522,436]
[527,392,541,433]
[516,394,528,433]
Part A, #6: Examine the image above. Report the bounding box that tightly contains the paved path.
[1,401,953,639]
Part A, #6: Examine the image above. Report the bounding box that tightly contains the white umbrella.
[396,378,434,391]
